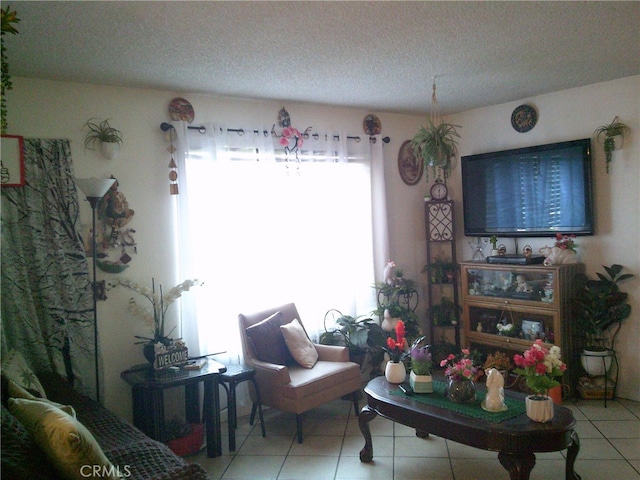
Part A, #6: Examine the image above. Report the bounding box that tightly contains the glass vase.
[446,377,476,403]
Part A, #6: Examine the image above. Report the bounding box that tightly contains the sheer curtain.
[173,123,388,365]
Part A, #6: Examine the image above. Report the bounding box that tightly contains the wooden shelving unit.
[459,261,583,395]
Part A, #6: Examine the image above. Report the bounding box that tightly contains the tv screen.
[461,139,594,237]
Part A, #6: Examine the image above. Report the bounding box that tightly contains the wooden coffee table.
[359,376,580,480]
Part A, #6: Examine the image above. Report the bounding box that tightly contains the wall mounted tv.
[461,138,594,237]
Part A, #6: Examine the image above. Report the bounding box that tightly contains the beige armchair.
[238,303,361,443]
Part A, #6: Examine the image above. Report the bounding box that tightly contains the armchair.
[238,303,361,443]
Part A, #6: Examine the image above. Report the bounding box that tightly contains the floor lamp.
[75,177,115,404]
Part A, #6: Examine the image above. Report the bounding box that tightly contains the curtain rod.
[161,122,389,143]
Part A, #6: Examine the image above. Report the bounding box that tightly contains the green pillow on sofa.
[8,397,117,480]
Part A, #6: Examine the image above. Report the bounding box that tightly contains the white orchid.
[110,277,203,343]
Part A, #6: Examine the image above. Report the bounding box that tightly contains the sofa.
[1,372,207,480]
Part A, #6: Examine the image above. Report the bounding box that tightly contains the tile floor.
[189,393,640,480]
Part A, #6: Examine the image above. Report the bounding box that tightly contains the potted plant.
[573,264,634,376]
[164,417,204,457]
[594,117,630,173]
[427,297,460,326]
[422,258,456,284]
[84,118,124,159]
[410,117,461,183]
[374,274,420,341]
[483,350,512,378]
[319,310,386,366]
[489,235,499,256]
[409,337,433,393]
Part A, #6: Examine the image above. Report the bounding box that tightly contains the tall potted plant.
[573,264,634,376]
[411,117,461,183]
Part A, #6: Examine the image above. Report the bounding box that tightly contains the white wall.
[6,75,639,422]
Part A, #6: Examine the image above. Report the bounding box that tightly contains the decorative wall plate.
[398,140,423,186]
[363,114,381,135]
[169,97,195,123]
[511,104,537,133]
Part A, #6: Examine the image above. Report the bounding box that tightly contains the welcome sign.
[153,345,189,370]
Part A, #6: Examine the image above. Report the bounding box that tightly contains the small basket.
[577,385,614,400]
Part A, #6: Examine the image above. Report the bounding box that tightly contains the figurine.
[483,368,507,412]
[539,246,577,266]
[383,260,396,285]
[515,274,532,293]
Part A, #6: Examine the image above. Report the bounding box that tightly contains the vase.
[446,378,476,403]
[143,343,156,364]
[580,348,614,377]
[385,361,406,384]
[526,395,554,422]
[409,371,433,393]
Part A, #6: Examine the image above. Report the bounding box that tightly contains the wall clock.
[397,140,423,186]
[511,104,537,133]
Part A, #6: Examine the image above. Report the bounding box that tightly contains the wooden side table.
[121,358,227,457]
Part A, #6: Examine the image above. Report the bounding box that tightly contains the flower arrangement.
[410,340,432,375]
[109,277,202,344]
[554,233,577,253]
[382,320,409,363]
[513,339,566,396]
[440,349,481,381]
[483,350,512,372]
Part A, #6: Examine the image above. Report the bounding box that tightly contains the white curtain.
[173,122,389,367]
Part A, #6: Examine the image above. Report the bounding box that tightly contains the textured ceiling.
[5,1,640,115]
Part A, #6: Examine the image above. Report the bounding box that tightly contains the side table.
[121,358,227,457]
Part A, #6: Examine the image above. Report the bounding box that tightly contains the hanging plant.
[410,116,461,182]
[1,6,20,134]
[84,118,123,159]
[594,117,630,173]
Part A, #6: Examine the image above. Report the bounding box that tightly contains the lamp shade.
[75,177,115,200]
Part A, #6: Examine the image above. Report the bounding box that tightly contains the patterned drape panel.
[1,138,95,397]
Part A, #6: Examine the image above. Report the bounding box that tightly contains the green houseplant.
[427,297,460,326]
[410,117,461,182]
[84,118,123,159]
[594,117,630,173]
[319,310,386,365]
[573,264,634,376]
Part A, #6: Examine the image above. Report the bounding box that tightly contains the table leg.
[185,383,201,424]
[565,431,582,480]
[358,405,378,463]
[132,386,164,441]
[203,377,222,457]
[498,451,536,480]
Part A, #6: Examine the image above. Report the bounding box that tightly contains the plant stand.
[425,200,459,349]
[577,349,618,407]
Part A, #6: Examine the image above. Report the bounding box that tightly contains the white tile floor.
[189,393,640,480]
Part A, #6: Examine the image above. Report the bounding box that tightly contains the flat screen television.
[461,138,594,237]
